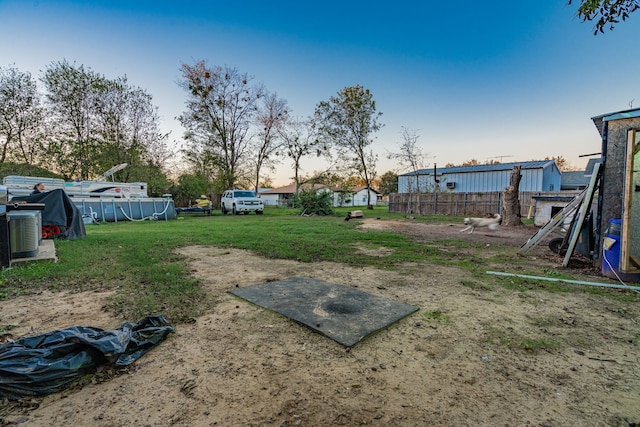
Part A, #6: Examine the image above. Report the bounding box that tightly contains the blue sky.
[1,0,639,185]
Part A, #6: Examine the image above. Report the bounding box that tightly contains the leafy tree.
[315,171,346,188]
[317,174,364,207]
[0,161,61,180]
[315,85,382,209]
[0,66,46,166]
[41,60,104,180]
[258,175,274,189]
[294,188,333,216]
[42,60,172,186]
[1,62,171,190]
[343,175,366,187]
[378,171,398,195]
[172,172,209,207]
[252,91,287,193]
[138,130,174,196]
[125,146,173,197]
[180,144,226,193]
[545,155,581,172]
[569,0,639,34]
[178,61,263,190]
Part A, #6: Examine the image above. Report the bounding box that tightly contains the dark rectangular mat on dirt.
[228,277,419,347]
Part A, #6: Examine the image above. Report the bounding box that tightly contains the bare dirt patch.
[1,219,639,426]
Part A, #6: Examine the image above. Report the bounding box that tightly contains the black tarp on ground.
[229,277,419,347]
[12,189,86,239]
[0,315,174,400]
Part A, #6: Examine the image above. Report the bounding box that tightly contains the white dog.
[460,214,501,234]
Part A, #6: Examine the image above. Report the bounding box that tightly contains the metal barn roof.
[400,160,556,177]
[561,171,589,190]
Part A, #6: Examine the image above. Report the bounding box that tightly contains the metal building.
[398,160,561,194]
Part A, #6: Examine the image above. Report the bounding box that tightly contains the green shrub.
[294,189,334,215]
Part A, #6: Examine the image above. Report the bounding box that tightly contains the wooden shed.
[591,108,640,276]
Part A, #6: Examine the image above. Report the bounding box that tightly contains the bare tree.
[0,65,46,166]
[387,127,429,214]
[93,76,171,185]
[178,61,263,190]
[315,85,383,209]
[42,61,171,183]
[277,115,329,193]
[252,91,288,193]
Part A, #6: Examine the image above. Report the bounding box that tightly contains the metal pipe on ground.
[486,271,640,292]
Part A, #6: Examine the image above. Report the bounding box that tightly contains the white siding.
[333,189,377,207]
[260,194,279,206]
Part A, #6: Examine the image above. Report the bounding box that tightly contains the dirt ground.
[1,218,639,426]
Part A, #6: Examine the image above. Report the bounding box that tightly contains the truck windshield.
[234,191,256,198]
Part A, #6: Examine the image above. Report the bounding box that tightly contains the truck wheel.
[221,204,227,215]
[232,205,238,215]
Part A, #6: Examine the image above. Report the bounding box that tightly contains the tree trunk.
[501,165,523,227]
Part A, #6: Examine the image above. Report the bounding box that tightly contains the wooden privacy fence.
[388,191,581,217]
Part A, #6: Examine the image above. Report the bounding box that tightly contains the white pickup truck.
[220,190,264,215]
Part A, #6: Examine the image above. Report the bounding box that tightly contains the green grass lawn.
[0,206,629,325]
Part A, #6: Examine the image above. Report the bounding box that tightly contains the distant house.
[260,183,378,207]
[397,160,561,193]
[259,183,330,207]
[560,158,601,191]
[333,186,380,207]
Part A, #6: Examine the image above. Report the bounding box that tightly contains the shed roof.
[591,107,640,137]
[561,171,589,188]
[400,160,556,177]
[333,186,380,194]
[584,158,601,175]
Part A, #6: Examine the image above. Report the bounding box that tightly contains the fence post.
[434,192,437,214]
[463,192,467,215]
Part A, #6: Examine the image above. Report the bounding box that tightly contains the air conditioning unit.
[446,182,456,189]
[8,211,41,258]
